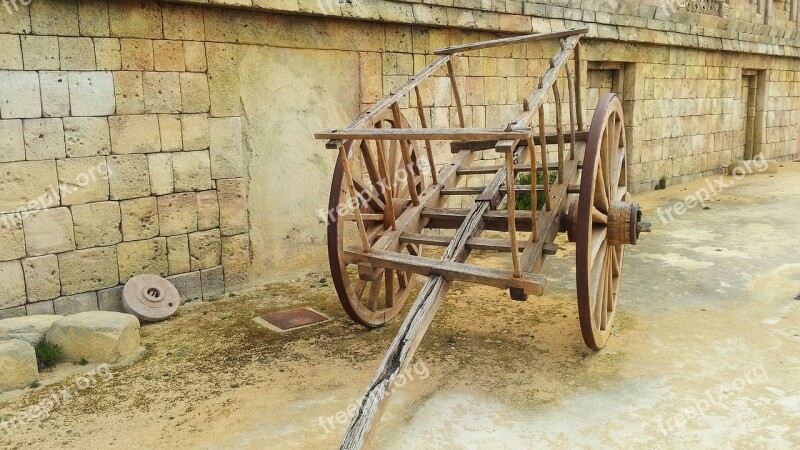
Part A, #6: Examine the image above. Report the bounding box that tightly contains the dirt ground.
[2,162,799,449]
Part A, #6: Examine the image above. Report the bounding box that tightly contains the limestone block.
[222,233,250,289]
[58,247,119,294]
[154,40,185,72]
[108,154,151,200]
[26,300,55,315]
[71,201,122,248]
[158,115,182,152]
[0,307,25,319]
[206,43,241,117]
[108,0,162,39]
[94,38,121,71]
[181,113,210,150]
[727,159,779,175]
[359,52,382,104]
[57,156,111,205]
[68,71,115,116]
[97,285,124,312]
[157,192,197,236]
[30,0,79,36]
[0,213,25,261]
[0,71,41,119]
[64,117,112,157]
[78,0,110,36]
[21,35,58,70]
[217,178,248,235]
[120,39,154,71]
[47,311,140,363]
[148,153,174,195]
[0,340,38,392]
[184,41,207,72]
[163,4,205,41]
[0,261,26,309]
[117,237,168,281]
[23,207,75,256]
[0,119,24,162]
[189,229,221,271]
[39,71,71,118]
[167,234,190,275]
[58,37,96,70]
[0,315,62,345]
[53,292,98,315]
[0,2,30,34]
[180,73,210,113]
[120,197,159,240]
[22,255,60,302]
[173,151,212,192]
[23,118,66,160]
[201,266,224,300]
[0,160,59,213]
[113,72,144,115]
[210,117,244,179]
[196,190,219,230]
[143,72,181,114]
[167,271,202,304]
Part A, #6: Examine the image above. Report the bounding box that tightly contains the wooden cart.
[316,27,650,449]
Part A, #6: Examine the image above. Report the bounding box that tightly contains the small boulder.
[0,315,63,346]
[46,312,141,364]
[0,339,39,392]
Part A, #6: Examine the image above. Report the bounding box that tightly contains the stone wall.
[0,0,799,318]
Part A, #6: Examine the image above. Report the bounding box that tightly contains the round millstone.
[122,275,180,322]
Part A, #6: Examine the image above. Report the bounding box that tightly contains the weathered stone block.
[0,119,24,163]
[0,307,25,319]
[117,237,168,281]
[143,72,181,114]
[0,3,30,34]
[57,156,111,205]
[167,271,202,304]
[0,261,26,310]
[78,0,110,36]
[58,37,96,70]
[120,39,153,71]
[217,178,248,235]
[0,160,59,213]
[210,117,244,179]
[222,234,250,290]
[109,0,162,39]
[162,4,205,40]
[0,315,62,345]
[71,201,121,248]
[201,266,225,300]
[108,154,151,200]
[181,113,209,150]
[167,234,190,275]
[22,207,75,256]
[184,41,207,72]
[68,71,115,116]
[113,71,144,115]
[196,190,219,230]
[158,114,182,152]
[47,311,140,363]
[189,229,221,271]
[21,35,59,70]
[30,0,79,36]
[97,285,124,312]
[109,114,161,154]
[158,192,197,236]
[58,247,119,295]
[64,117,112,157]
[22,255,60,302]
[26,300,55,316]
[0,71,41,119]
[0,340,38,392]
[180,72,210,113]
[23,118,66,160]
[94,38,121,70]
[0,213,25,261]
[39,71,71,117]
[154,40,185,72]
[120,197,159,240]
[173,151,212,192]
[53,292,98,315]
[148,153,174,195]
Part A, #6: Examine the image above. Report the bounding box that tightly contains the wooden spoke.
[367,277,382,312]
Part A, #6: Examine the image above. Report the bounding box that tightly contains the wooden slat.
[457,161,581,176]
[449,130,589,152]
[399,233,559,254]
[441,184,545,195]
[434,27,589,55]
[422,208,534,232]
[317,127,531,142]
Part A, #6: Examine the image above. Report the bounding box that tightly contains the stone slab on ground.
[46,312,141,364]
[0,315,63,346]
[0,339,38,393]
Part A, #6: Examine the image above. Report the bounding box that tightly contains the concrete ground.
[1,162,799,449]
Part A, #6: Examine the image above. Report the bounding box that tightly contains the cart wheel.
[327,111,430,327]
[574,94,642,349]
